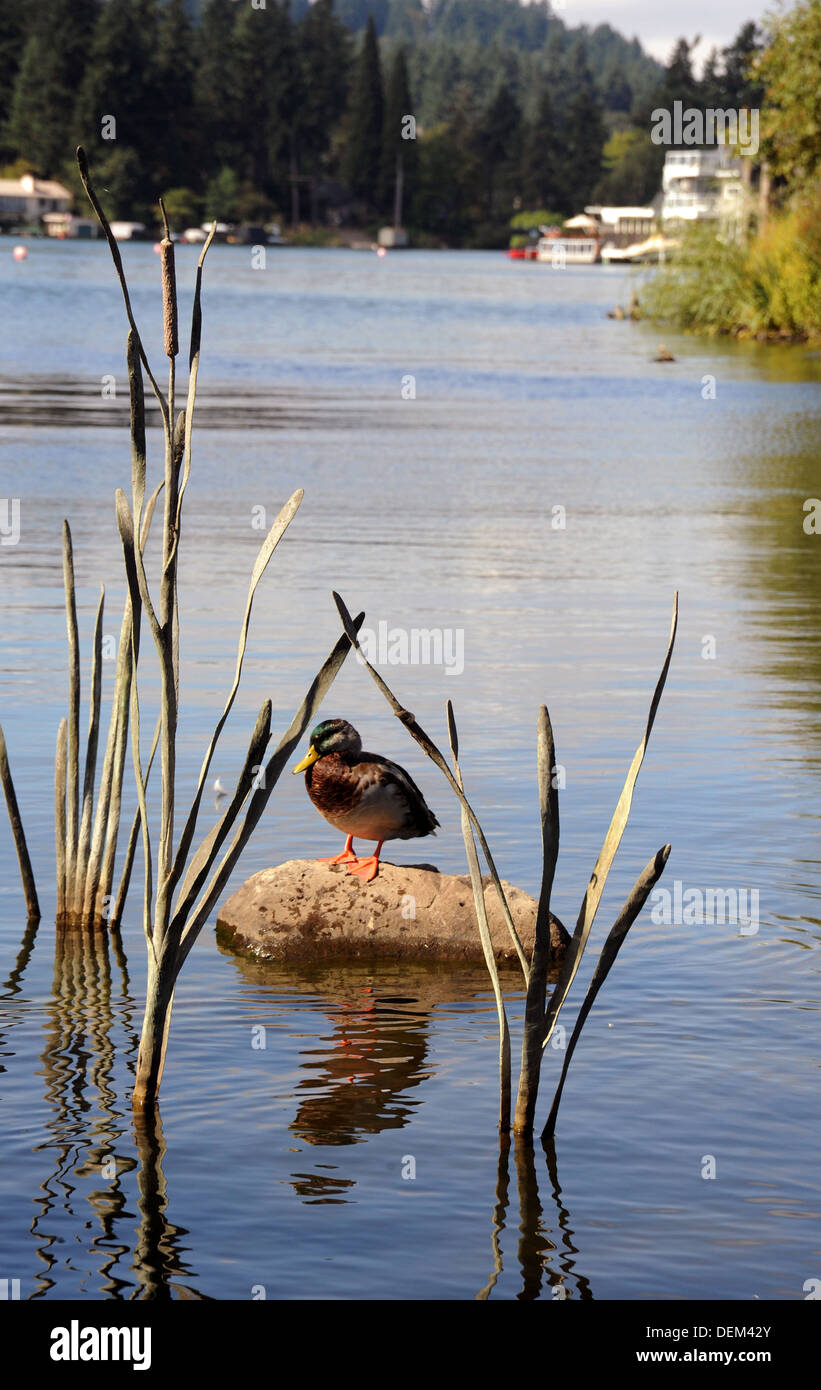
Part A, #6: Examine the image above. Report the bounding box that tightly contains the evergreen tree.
[478,80,521,220]
[520,83,560,211]
[0,0,667,240]
[562,90,606,211]
[380,46,416,221]
[0,0,30,145]
[661,37,702,108]
[557,42,605,212]
[154,0,197,192]
[73,0,162,217]
[194,0,243,173]
[343,15,384,210]
[233,0,297,200]
[414,79,483,240]
[698,49,721,108]
[720,22,764,109]
[297,0,352,223]
[4,1,100,175]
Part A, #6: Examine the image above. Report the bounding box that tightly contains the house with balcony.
[660,149,746,235]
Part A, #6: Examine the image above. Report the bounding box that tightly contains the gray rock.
[216,858,570,964]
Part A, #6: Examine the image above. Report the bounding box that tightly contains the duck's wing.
[357,753,440,835]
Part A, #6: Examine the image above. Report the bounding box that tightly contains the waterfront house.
[584,206,657,245]
[42,212,100,239]
[0,173,72,229]
[660,149,745,234]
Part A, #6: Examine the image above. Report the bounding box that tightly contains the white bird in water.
[213,778,227,803]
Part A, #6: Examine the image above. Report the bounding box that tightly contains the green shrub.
[644,211,821,341]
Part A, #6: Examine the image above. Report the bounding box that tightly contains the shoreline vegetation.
[644,0,821,345]
[643,211,821,346]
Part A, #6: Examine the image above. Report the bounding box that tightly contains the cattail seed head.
[161,238,178,358]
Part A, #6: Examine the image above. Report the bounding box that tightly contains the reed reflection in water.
[2,919,203,1298]
[2,921,592,1298]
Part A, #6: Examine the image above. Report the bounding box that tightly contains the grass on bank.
[644,205,821,343]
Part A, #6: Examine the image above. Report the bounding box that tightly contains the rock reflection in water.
[219,948,591,1293]
[221,956,488,1154]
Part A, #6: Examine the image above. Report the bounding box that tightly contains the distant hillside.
[184,0,663,120]
[4,0,757,246]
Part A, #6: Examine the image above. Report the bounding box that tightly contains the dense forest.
[0,0,764,243]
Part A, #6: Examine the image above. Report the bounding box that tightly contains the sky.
[549,0,776,69]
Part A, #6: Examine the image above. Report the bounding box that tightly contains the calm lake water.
[1,241,820,1300]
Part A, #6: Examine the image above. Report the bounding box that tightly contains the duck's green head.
[292,719,362,772]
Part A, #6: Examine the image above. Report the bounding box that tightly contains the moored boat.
[536,233,600,265]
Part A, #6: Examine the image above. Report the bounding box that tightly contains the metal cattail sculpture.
[332,590,677,1140]
[0,149,360,1107]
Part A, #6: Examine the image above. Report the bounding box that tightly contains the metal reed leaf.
[514,703,561,1133]
[175,617,365,958]
[112,715,161,930]
[171,702,273,929]
[542,844,671,1140]
[446,700,511,1132]
[175,224,216,536]
[76,146,168,426]
[541,592,678,1051]
[90,481,162,923]
[55,718,67,920]
[115,488,154,946]
[0,724,40,920]
[164,489,303,906]
[74,585,105,914]
[62,520,81,909]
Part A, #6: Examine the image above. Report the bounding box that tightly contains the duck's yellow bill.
[292,744,320,774]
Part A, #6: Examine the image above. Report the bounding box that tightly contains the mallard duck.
[292,718,439,882]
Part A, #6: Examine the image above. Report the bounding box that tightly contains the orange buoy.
[12,244,27,261]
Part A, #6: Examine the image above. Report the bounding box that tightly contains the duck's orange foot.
[317,835,359,866]
[345,855,380,882]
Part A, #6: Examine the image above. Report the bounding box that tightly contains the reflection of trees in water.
[16,921,203,1299]
[477,1137,593,1301]
[735,420,821,723]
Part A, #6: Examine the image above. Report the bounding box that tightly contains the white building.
[584,206,657,241]
[0,172,73,225]
[661,149,744,231]
[42,212,100,239]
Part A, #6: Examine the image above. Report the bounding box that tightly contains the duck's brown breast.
[305,754,364,817]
